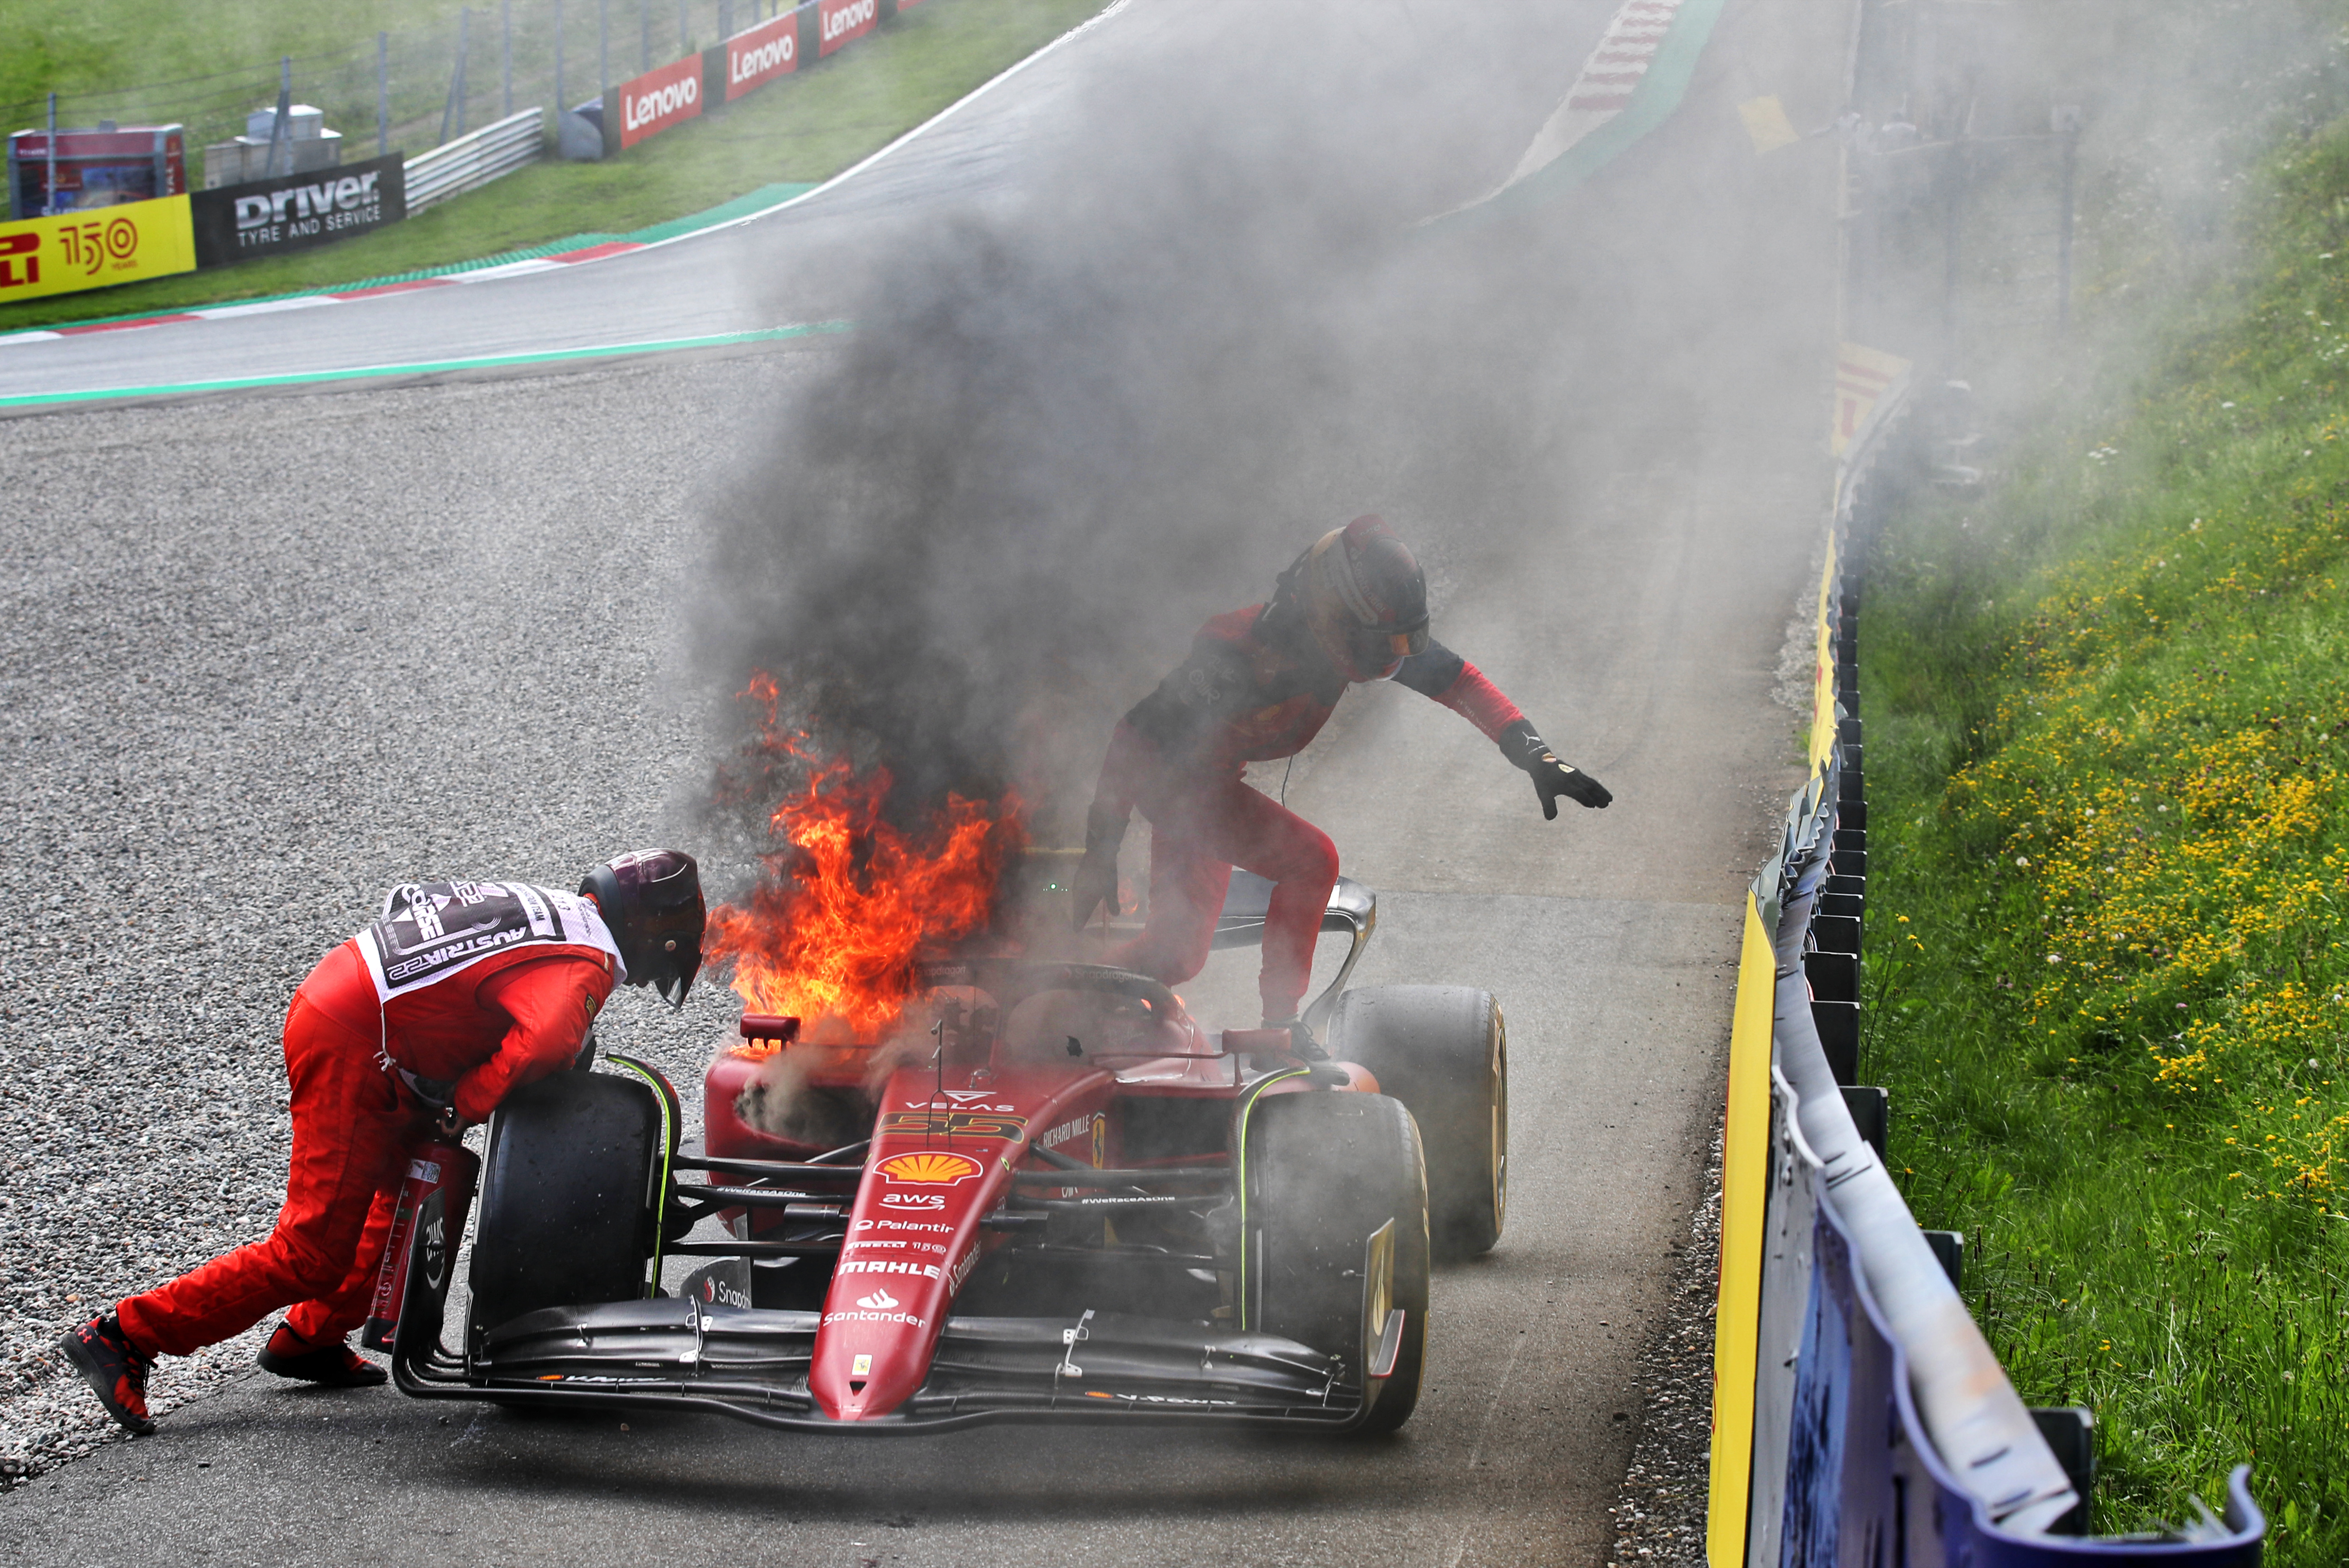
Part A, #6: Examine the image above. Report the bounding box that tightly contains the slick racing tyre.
[1241,1090,1429,1434]
[467,1071,664,1342]
[1326,985,1507,1260]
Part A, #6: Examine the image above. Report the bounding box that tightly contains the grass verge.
[0,0,1109,332]
[1862,111,2349,1560]
[0,1,462,114]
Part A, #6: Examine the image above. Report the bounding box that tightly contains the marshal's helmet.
[1296,515,1431,681]
[580,849,706,1008]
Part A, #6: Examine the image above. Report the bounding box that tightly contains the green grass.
[0,0,462,115]
[0,0,1108,330]
[1862,111,2349,1560]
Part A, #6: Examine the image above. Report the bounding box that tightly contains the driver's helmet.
[580,849,706,1007]
[1297,515,1431,681]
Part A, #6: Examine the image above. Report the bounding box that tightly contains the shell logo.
[876,1151,983,1186]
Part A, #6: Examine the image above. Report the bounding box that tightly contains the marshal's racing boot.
[60,1314,157,1435]
[257,1322,387,1387]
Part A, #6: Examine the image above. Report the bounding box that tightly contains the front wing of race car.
[389,1287,1402,1432]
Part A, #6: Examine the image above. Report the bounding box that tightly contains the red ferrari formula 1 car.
[387,874,1506,1433]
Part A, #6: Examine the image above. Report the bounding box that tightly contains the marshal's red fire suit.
[1090,605,1524,1019]
[116,933,615,1360]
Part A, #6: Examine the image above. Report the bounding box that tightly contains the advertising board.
[817,0,879,58]
[188,154,406,268]
[7,125,188,221]
[723,13,799,100]
[0,194,196,303]
[615,54,706,151]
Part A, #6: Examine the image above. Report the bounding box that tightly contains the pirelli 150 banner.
[0,195,197,303]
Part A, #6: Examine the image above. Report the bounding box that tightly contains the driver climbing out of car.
[59,849,708,1436]
[1068,515,1611,1052]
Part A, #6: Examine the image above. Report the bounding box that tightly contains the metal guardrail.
[405,106,542,212]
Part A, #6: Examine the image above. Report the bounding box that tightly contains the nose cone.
[810,1143,995,1421]
[810,1275,942,1420]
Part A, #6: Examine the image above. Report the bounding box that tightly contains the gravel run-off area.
[0,354,822,1479]
[1606,1120,1723,1568]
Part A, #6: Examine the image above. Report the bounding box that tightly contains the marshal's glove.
[1068,802,1129,929]
[1498,718,1612,820]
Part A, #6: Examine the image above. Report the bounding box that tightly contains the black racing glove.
[1068,802,1128,929]
[1498,718,1612,820]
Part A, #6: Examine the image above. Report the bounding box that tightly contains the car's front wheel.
[466,1070,668,1346]
[1240,1090,1430,1433]
[1326,985,1507,1260]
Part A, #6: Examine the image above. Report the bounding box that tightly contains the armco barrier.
[1704,371,2268,1563]
[405,107,543,212]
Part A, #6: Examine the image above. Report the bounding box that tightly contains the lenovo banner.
[817,0,878,58]
[0,194,196,302]
[614,54,705,152]
[722,14,798,100]
[188,154,406,269]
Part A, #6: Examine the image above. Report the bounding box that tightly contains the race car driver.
[1069,516,1610,1046]
[59,850,707,1435]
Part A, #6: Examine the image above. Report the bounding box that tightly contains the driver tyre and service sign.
[187,154,405,268]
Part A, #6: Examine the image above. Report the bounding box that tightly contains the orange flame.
[706,674,1025,1039]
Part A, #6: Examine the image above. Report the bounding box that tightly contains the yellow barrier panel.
[1808,528,1841,773]
[0,195,197,304]
[1830,341,1910,457]
[1705,890,1779,1568]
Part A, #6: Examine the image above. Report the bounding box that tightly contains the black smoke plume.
[691,5,1576,855]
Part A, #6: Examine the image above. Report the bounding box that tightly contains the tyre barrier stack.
[1702,372,2266,1568]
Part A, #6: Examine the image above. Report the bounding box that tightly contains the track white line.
[626,0,1139,253]
[0,0,1139,348]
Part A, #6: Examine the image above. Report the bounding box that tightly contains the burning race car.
[383,872,1505,1433]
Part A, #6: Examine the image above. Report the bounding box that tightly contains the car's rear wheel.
[1326,985,1507,1260]
[467,1071,665,1346]
[1241,1090,1429,1433]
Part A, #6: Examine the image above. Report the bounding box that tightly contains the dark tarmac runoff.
[0,0,1849,1560]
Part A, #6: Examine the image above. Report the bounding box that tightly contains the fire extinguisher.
[359,1138,480,1353]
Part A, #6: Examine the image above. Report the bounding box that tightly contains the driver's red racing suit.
[116,882,620,1359]
[1089,605,1525,1020]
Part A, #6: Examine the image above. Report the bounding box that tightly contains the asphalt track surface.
[0,0,1849,1560]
